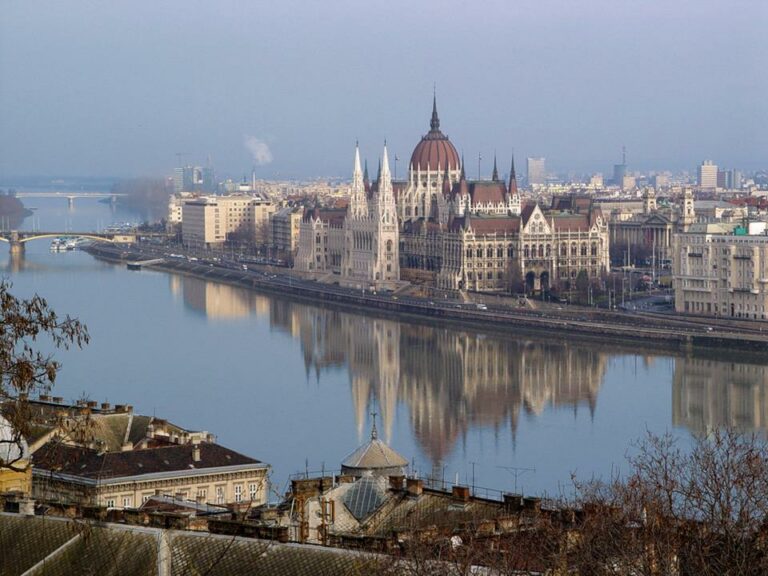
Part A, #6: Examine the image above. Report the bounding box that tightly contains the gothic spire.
[353,141,362,177]
[460,153,466,180]
[430,91,440,131]
[508,154,518,196]
[492,153,499,181]
[363,159,369,184]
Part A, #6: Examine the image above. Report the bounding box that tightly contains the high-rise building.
[697,160,718,190]
[174,165,216,193]
[527,157,546,186]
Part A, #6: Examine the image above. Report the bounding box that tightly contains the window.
[249,483,258,501]
[234,484,243,503]
[216,486,225,504]
[106,499,115,508]
[122,496,132,508]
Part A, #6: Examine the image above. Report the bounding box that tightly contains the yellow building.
[0,415,31,495]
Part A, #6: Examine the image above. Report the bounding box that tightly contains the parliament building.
[295,98,609,293]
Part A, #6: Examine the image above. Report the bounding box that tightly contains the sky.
[1,0,766,181]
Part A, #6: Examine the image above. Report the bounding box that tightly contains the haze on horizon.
[1,0,765,181]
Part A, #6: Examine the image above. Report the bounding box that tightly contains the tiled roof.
[468,182,506,205]
[551,214,590,231]
[0,514,377,576]
[33,441,263,481]
[467,216,520,234]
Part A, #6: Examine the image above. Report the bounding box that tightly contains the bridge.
[0,230,148,254]
[14,192,128,207]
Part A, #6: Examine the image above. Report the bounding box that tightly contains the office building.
[527,157,546,186]
[697,160,718,191]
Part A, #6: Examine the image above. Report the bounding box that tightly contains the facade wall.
[33,467,268,510]
[673,232,768,319]
[181,195,274,249]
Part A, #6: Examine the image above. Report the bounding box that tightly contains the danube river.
[3,194,768,498]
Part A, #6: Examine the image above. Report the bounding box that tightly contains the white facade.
[673,223,768,319]
[181,194,275,249]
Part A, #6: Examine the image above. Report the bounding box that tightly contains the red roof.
[469,182,506,205]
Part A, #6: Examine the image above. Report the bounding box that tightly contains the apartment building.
[673,222,768,319]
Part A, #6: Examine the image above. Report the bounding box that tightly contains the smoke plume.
[243,136,273,165]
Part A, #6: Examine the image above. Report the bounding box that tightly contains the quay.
[84,243,768,355]
[126,258,165,270]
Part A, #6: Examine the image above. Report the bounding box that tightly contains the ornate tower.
[372,144,400,285]
[507,155,521,216]
[681,187,695,230]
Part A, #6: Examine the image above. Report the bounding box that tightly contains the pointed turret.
[380,143,392,194]
[492,154,499,181]
[442,164,452,196]
[350,143,367,217]
[430,91,440,131]
[508,155,518,196]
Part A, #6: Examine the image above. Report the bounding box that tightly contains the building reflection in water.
[673,357,768,434]
[171,275,768,474]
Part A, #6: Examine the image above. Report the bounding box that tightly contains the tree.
[0,281,89,471]
[568,429,768,576]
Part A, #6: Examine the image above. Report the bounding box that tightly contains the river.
[3,191,768,498]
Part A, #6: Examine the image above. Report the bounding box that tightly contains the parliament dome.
[409,97,461,172]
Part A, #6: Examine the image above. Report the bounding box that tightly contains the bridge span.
[14,192,127,207]
[0,230,165,254]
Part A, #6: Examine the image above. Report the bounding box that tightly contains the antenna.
[497,465,536,494]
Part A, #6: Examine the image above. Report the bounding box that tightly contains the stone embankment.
[85,243,768,355]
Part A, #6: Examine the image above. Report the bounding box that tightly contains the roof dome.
[409,96,460,173]
[341,421,407,478]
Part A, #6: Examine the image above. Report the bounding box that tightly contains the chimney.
[503,493,523,512]
[389,475,405,491]
[19,498,35,516]
[523,497,541,514]
[86,400,98,409]
[192,444,201,462]
[121,442,132,452]
[39,394,51,402]
[52,396,63,404]
[452,485,470,502]
[406,478,423,497]
[115,404,126,413]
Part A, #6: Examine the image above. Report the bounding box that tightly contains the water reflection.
[172,274,768,471]
[673,357,768,434]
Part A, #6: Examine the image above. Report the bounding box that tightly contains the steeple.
[380,142,392,188]
[354,141,362,176]
[363,159,369,184]
[508,154,518,196]
[460,153,465,180]
[430,91,440,132]
[492,154,499,181]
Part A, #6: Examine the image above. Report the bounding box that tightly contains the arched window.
[386,239,393,253]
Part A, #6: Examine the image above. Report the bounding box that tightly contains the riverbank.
[84,243,768,355]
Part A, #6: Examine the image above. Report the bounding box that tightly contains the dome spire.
[430,89,440,131]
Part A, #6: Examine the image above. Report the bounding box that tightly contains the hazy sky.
[1,0,766,180]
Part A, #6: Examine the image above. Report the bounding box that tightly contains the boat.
[49,238,66,252]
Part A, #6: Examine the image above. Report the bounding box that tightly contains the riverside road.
[85,242,768,355]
